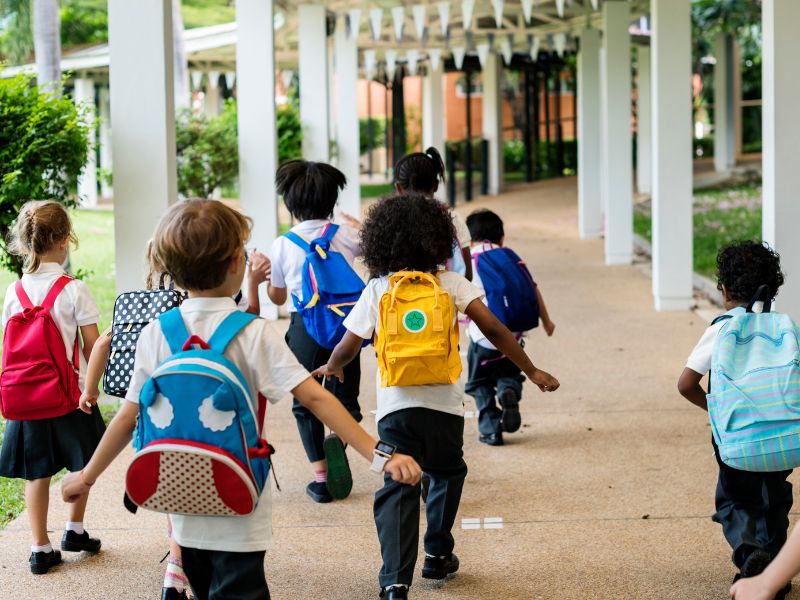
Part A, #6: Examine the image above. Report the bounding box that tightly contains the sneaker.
[740,548,771,578]
[775,582,792,600]
[324,433,353,500]
[479,432,504,446]
[161,588,190,600]
[498,388,521,433]
[379,585,409,599]
[306,481,333,503]
[421,553,459,580]
[61,530,101,553]
[29,550,62,575]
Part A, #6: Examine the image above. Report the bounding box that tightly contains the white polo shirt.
[125,296,310,552]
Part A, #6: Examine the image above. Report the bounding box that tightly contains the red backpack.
[0,275,81,420]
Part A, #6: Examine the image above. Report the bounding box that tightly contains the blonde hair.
[144,239,169,290]
[153,199,252,291]
[8,201,77,273]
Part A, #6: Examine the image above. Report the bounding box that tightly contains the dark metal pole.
[532,67,540,180]
[384,81,390,179]
[542,65,552,177]
[523,69,533,182]
[391,66,407,168]
[465,69,473,202]
[367,81,374,177]
[446,144,456,207]
[554,66,564,176]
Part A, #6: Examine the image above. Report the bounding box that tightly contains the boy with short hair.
[464,209,555,446]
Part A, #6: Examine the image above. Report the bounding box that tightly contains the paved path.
[2,178,797,599]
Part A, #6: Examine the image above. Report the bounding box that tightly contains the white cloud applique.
[147,393,174,429]
[198,396,236,432]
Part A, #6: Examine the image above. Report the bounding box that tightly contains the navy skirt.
[0,406,106,480]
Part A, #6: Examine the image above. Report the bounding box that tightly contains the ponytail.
[394,147,446,195]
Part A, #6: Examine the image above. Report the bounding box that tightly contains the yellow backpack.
[375,271,462,387]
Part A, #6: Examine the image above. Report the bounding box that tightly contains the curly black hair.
[360,193,456,277]
[716,240,784,303]
[393,147,445,194]
[275,160,346,221]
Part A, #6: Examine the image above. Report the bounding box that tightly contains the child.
[0,200,104,574]
[464,209,556,446]
[61,199,421,600]
[678,241,791,595]
[268,160,364,504]
[313,194,559,599]
[730,521,800,598]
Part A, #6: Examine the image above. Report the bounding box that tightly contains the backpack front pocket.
[0,361,71,420]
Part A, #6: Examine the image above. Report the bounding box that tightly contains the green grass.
[361,183,394,199]
[634,184,762,278]
[182,0,236,29]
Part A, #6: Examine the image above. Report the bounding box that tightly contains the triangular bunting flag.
[280,69,293,91]
[530,36,540,61]
[407,50,420,75]
[555,0,565,18]
[224,71,236,89]
[501,38,513,65]
[429,48,442,70]
[413,4,427,40]
[452,46,467,70]
[347,9,362,38]
[370,8,384,41]
[491,0,504,28]
[476,42,490,68]
[364,50,377,81]
[437,1,450,37]
[521,0,534,24]
[392,6,405,41]
[208,70,220,90]
[591,0,599,10]
[386,50,398,81]
[554,32,566,57]
[462,0,475,30]
[190,71,203,91]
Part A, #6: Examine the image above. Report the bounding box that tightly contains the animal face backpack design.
[375,271,461,387]
[474,243,539,332]
[708,286,800,472]
[126,309,273,516]
[284,224,366,349]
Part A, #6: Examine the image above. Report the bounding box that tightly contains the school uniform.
[687,307,793,568]
[464,245,526,437]
[126,296,310,598]
[343,271,483,588]
[270,220,363,463]
[0,263,105,480]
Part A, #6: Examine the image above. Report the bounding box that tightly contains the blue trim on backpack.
[159,308,191,354]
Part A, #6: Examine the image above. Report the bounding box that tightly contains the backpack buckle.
[248,438,274,459]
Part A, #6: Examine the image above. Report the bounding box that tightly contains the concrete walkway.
[2,178,797,599]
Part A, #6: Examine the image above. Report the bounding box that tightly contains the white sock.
[31,543,53,553]
[65,521,85,535]
[387,584,408,591]
[164,558,187,592]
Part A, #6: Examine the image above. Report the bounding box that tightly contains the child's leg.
[495,358,526,433]
[464,342,502,436]
[763,470,793,558]
[25,477,52,547]
[164,516,188,594]
[65,479,90,523]
[182,546,269,600]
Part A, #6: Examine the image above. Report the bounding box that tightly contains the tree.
[0,72,89,276]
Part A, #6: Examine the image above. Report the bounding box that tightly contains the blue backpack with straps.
[125,308,273,517]
[285,223,366,349]
[474,243,540,332]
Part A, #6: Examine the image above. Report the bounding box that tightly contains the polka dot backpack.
[103,276,186,398]
[125,308,273,517]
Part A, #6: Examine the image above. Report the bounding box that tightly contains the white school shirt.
[451,213,471,249]
[2,262,100,390]
[685,307,746,376]
[343,271,483,422]
[269,220,361,312]
[124,297,311,552]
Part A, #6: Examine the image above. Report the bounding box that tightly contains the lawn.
[634,184,762,278]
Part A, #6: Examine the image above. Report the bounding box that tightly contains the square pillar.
[73,77,98,207]
[422,63,445,154]
[108,0,176,293]
[577,27,603,238]
[481,53,504,196]
[651,0,693,311]
[98,85,113,199]
[601,1,633,265]
[299,5,330,161]
[714,32,736,172]
[636,45,652,195]
[762,0,800,319]
[334,15,361,217]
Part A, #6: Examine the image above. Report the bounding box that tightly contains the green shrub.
[277,102,302,163]
[360,117,387,156]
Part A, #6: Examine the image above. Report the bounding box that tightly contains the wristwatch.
[370,440,398,473]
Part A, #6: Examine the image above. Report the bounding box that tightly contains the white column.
[481,53,504,196]
[636,45,652,195]
[762,0,800,319]
[601,1,633,265]
[108,0,176,293]
[237,0,279,319]
[577,27,602,238]
[299,4,330,161]
[422,64,445,153]
[98,85,113,199]
[334,16,361,217]
[73,77,98,207]
[713,32,736,172]
[651,0,693,311]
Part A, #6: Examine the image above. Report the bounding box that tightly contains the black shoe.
[306,481,333,503]
[379,585,409,599]
[324,433,353,500]
[775,582,792,600]
[421,553,460,580]
[420,474,430,504]
[499,388,521,433]
[29,550,62,575]
[61,530,101,553]
[162,587,190,600]
[741,548,771,578]
[479,432,504,446]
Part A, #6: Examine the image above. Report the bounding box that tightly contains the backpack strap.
[711,314,734,326]
[41,275,75,310]
[14,280,33,310]
[208,311,258,354]
[159,308,191,355]
[284,231,311,252]
[320,223,339,242]
[747,284,773,314]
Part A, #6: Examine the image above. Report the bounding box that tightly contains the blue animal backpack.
[708,285,800,472]
[125,308,273,517]
[474,242,540,332]
[284,223,365,349]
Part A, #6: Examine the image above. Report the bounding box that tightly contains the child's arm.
[465,298,559,392]
[245,250,271,315]
[80,323,100,362]
[61,400,139,502]
[80,327,112,414]
[461,247,473,281]
[311,331,364,382]
[536,287,555,336]
[267,284,287,306]
[730,523,800,599]
[292,377,421,483]
[677,368,708,411]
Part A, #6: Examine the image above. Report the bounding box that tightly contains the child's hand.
[338,212,362,230]
[79,391,99,414]
[529,368,560,392]
[543,319,556,337]
[730,574,780,600]
[249,250,271,285]
[384,454,422,485]
[61,470,93,503]
[311,364,345,383]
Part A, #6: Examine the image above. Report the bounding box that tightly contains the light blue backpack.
[708,286,800,472]
[125,308,273,516]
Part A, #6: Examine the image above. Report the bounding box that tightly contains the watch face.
[376,441,396,454]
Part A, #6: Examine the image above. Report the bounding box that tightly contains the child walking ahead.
[0,201,105,574]
[314,194,560,599]
[678,241,792,598]
[61,199,420,600]
[464,209,555,446]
